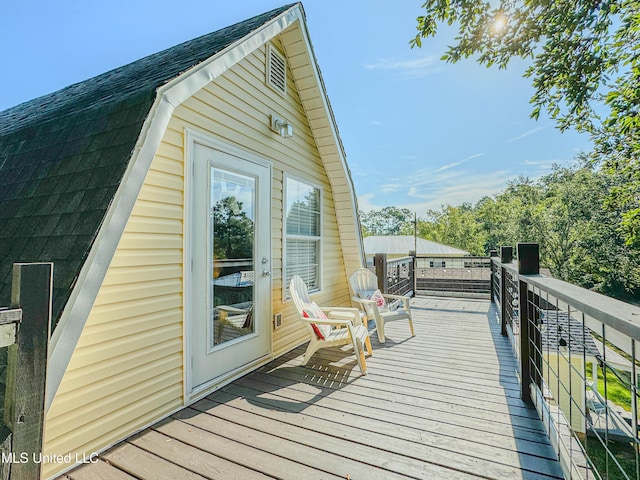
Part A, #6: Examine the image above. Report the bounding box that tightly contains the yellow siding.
[43,29,360,478]
[544,354,587,433]
[43,168,185,478]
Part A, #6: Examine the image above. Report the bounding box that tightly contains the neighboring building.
[540,311,635,439]
[0,4,365,477]
[363,235,469,265]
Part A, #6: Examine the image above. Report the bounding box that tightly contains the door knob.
[262,270,271,277]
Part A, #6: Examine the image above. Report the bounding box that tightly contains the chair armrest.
[381,293,410,301]
[217,305,250,314]
[299,317,352,327]
[352,297,376,306]
[319,306,361,313]
[381,294,411,310]
[322,307,364,326]
[350,297,383,321]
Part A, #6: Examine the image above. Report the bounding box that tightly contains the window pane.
[285,239,320,290]
[284,177,321,294]
[210,168,255,347]
[286,178,320,236]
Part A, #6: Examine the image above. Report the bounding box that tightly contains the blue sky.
[0,0,591,215]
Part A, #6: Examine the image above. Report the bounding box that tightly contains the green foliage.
[212,196,254,260]
[385,161,639,301]
[410,203,487,254]
[359,206,413,236]
[586,440,638,480]
[586,363,634,412]
[357,162,638,301]
[411,0,640,245]
[486,164,639,300]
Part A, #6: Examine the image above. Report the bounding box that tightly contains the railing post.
[4,263,53,480]
[489,250,498,303]
[374,253,387,293]
[500,246,513,264]
[499,246,514,337]
[409,250,416,297]
[498,247,508,336]
[517,243,539,403]
[410,256,415,297]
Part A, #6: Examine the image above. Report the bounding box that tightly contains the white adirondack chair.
[289,275,372,375]
[349,268,415,343]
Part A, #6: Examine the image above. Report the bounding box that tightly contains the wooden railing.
[491,244,640,480]
[0,263,53,480]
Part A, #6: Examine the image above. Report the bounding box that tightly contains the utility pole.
[414,212,417,254]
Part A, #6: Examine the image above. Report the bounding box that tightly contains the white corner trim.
[159,6,302,108]
[290,18,366,266]
[46,94,175,411]
[45,4,304,412]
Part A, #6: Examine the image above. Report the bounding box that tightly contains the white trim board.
[46,4,302,411]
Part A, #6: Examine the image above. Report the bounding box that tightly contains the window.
[284,177,321,295]
[266,44,286,96]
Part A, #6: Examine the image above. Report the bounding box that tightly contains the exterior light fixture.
[559,337,568,354]
[270,114,293,138]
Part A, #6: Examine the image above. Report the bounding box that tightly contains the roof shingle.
[0,4,295,327]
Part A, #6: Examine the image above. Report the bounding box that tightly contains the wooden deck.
[61,296,564,479]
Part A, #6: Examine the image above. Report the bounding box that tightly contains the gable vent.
[267,44,286,96]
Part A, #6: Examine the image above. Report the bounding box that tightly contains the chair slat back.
[289,275,311,316]
[349,268,378,298]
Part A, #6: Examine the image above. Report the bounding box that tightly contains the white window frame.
[283,174,322,300]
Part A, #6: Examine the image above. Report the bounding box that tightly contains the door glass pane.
[210,168,255,348]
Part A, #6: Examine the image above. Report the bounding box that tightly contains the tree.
[411,203,487,255]
[478,162,639,300]
[359,207,413,236]
[475,176,544,252]
[212,196,254,260]
[411,0,640,245]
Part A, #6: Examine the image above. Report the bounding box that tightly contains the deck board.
[61,296,564,479]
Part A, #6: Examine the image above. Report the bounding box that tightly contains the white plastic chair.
[349,268,415,343]
[289,275,372,375]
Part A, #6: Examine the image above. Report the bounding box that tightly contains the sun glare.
[491,15,508,34]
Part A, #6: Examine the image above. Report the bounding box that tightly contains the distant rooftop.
[541,311,599,356]
[363,235,469,256]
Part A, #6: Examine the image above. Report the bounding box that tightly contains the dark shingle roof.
[541,311,600,356]
[0,4,295,327]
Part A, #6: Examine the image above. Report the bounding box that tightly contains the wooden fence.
[0,263,53,480]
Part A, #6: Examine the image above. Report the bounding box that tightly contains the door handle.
[262,270,271,277]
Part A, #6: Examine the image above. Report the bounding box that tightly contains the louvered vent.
[267,44,286,96]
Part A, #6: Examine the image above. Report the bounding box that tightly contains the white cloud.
[521,159,554,167]
[380,183,403,193]
[356,166,514,214]
[434,161,463,173]
[463,153,486,162]
[433,153,484,173]
[356,193,379,213]
[354,149,577,216]
[508,126,546,143]
[363,56,441,78]
[371,120,383,126]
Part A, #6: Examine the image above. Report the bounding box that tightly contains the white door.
[189,140,271,393]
